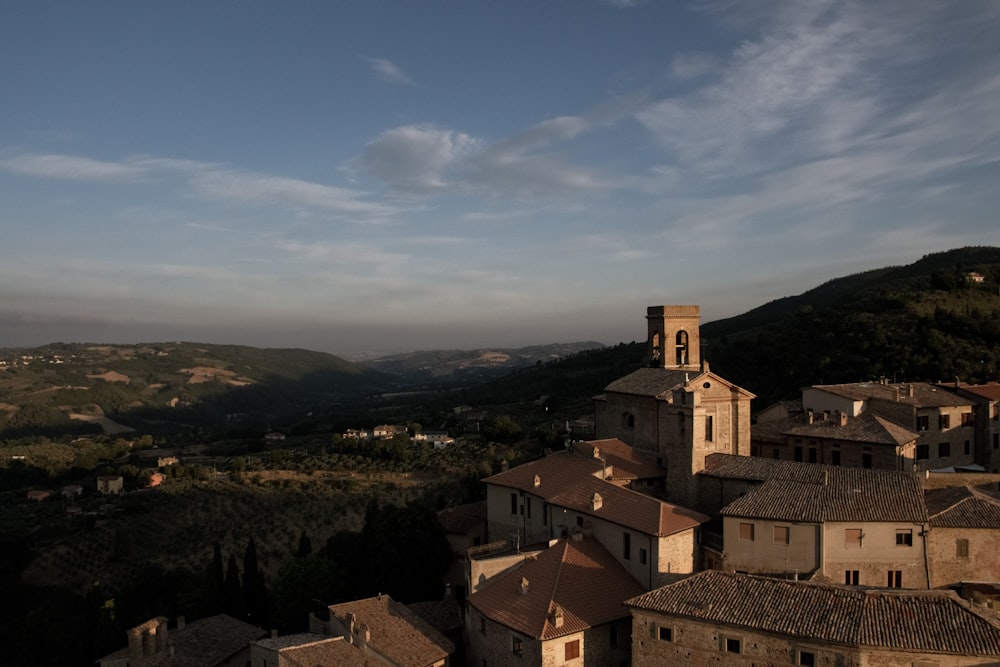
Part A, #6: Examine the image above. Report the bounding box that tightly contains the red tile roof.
[327,595,454,667]
[467,536,645,640]
[485,450,707,536]
[627,571,1000,655]
[572,438,666,482]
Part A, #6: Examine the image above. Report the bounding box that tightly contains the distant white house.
[413,431,455,448]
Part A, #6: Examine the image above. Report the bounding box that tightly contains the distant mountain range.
[2,246,998,437]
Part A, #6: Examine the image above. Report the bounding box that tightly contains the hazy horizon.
[3,2,999,357]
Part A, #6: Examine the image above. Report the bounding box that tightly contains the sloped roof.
[327,595,454,667]
[809,382,973,408]
[926,487,1000,528]
[467,536,645,641]
[626,571,1000,654]
[953,382,1000,402]
[253,634,370,667]
[485,450,708,536]
[602,367,755,399]
[100,615,267,667]
[701,453,828,483]
[771,412,920,446]
[716,458,926,523]
[572,438,666,482]
[437,501,487,534]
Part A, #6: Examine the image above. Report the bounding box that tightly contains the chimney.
[549,604,565,629]
[155,618,169,652]
[519,577,529,595]
[702,360,710,373]
[127,627,145,667]
[908,384,914,398]
[592,446,601,460]
[591,492,603,511]
[839,411,848,427]
[807,409,814,424]
[533,474,541,488]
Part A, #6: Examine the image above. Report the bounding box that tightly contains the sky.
[2,1,999,358]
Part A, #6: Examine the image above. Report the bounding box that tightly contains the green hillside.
[0,342,393,438]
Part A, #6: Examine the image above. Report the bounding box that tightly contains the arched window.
[675,331,689,366]
[622,413,635,429]
[650,333,661,362]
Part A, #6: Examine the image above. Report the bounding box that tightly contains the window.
[512,637,523,655]
[957,538,970,559]
[917,416,929,432]
[705,415,714,442]
[658,626,673,642]
[564,639,580,660]
[623,532,631,560]
[939,414,950,430]
[961,412,974,427]
[797,650,816,666]
[739,522,755,541]
[896,529,913,547]
[675,330,689,366]
[774,525,790,545]
[794,446,803,462]
[916,444,930,460]
[845,570,859,585]
[510,493,517,515]
[965,440,971,456]
[845,528,863,548]
[808,447,817,463]
[576,515,584,527]
[724,637,742,654]
[831,449,841,466]
[622,412,635,428]
[862,447,872,469]
[639,547,647,565]
[938,442,950,458]
[773,448,781,459]
[888,570,902,588]
[610,624,618,647]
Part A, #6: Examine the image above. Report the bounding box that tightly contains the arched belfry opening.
[646,305,701,370]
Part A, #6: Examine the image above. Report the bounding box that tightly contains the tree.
[296,530,312,558]
[223,554,243,619]
[242,537,267,626]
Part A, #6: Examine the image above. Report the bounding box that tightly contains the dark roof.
[485,450,708,536]
[437,501,487,534]
[712,456,926,523]
[100,615,267,667]
[701,453,829,483]
[327,595,454,667]
[809,382,974,408]
[601,367,754,399]
[467,536,645,640]
[953,383,1000,402]
[407,598,463,634]
[626,571,1000,655]
[926,487,1000,528]
[762,412,920,446]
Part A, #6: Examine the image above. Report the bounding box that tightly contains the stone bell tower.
[646,305,701,371]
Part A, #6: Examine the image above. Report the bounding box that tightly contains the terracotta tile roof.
[467,535,646,640]
[101,615,267,667]
[720,463,926,523]
[282,637,370,666]
[602,367,754,398]
[626,571,1000,654]
[926,487,1000,528]
[485,450,707,536]
[327,595,454,667]
[437,501,487,534]
[810,382,974,408]
[769,412,920,446]
[701,453,828,483]
[953,382,1000,401]
[407,598,463,634]
[572,438,666,482]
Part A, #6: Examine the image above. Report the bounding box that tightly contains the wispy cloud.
[0,153,148,182]
[362,56,416,86]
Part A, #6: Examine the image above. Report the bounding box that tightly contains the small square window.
[774,525,790,545]
[896,529,913,546]
[725,637,741,654]
[739,522,755,541]
[639,547,647,565]
[658,626,673,642]
[939,414,950,430]
[957,538,970,559]
[512,637,523,655]
[939,442,951,458]
[797,650,816,666]
[564,639,580,660]
[845,528,863,548]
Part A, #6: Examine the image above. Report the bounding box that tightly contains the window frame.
[957,537,970,559]
[738,522,755,542]
[845,528,863,548]
[564,638,580,660]
[773,525,790,545]
[657,625,673,642]
[895,529,913,547]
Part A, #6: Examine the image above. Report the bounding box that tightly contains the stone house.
[949,382,1000,472]
[925,482,1000,588]
[718,464,929,588]
[98,615,266,667]
[751,410,920,471]
[250,633,369,667]
[438,500,488,597]
[313,594,454,667]
[97,475,124,495]
[466,534,644,667]
[593,305,755,508]
[481,446,709,590]
[626,570,1000,667]
[801,382,977,470]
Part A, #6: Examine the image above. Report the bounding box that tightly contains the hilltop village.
[99,306,1000,667]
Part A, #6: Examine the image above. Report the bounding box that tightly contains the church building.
[593,305,755,507]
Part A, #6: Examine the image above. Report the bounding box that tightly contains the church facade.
[593,305,755,507]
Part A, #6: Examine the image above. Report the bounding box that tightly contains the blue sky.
[2,1,999,357]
